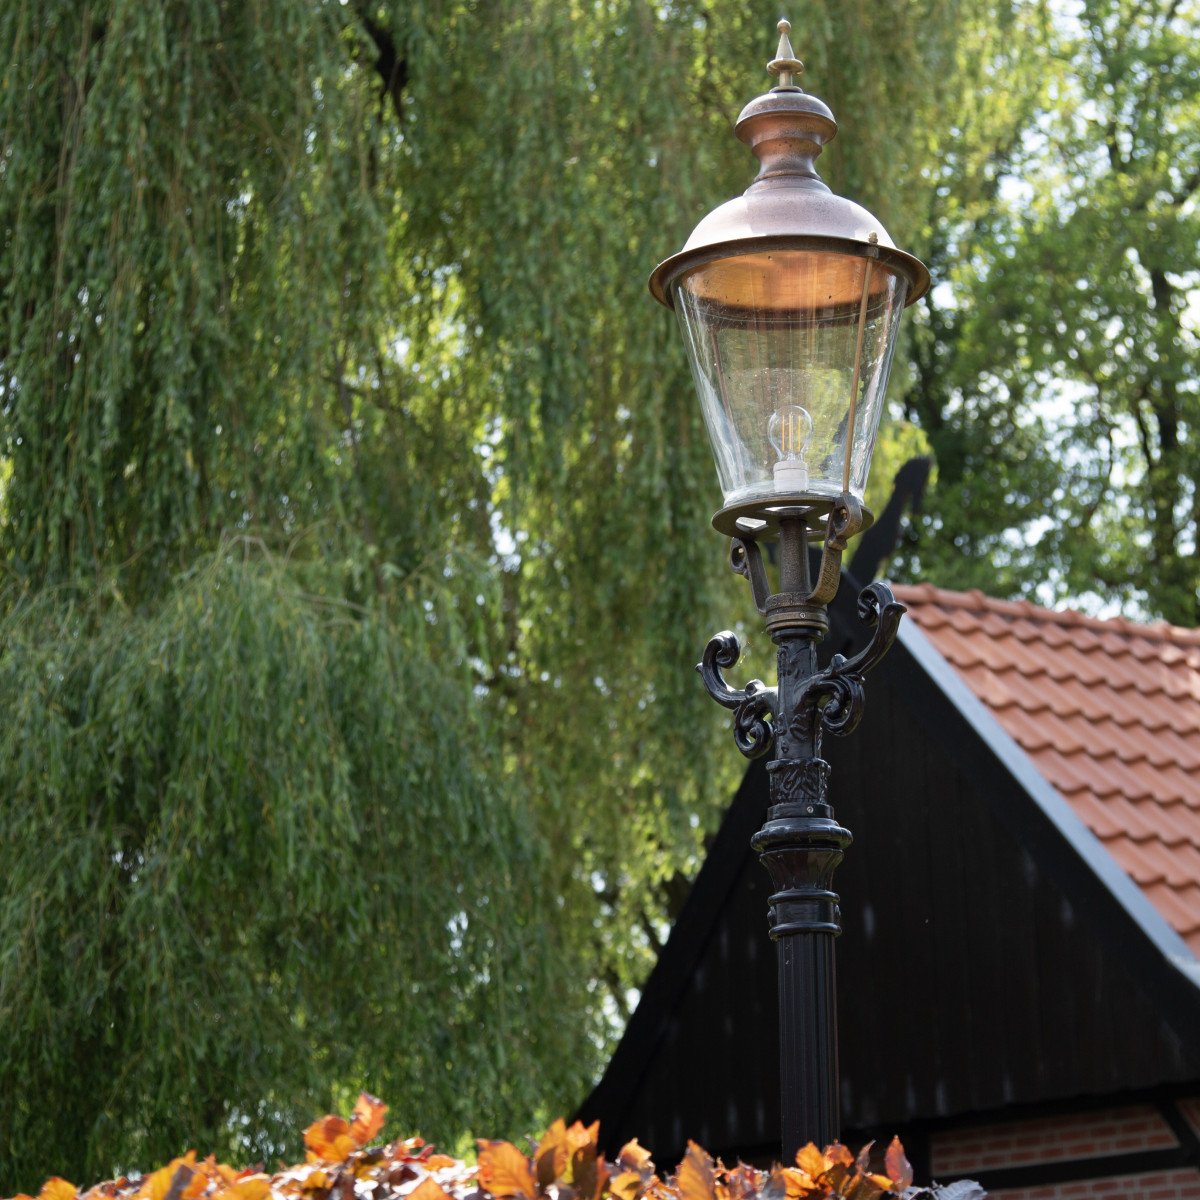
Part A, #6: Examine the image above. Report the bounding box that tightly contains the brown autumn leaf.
[382,1165,417,1189]
[843,1176,890,1200]
[164,1165,197,1200]
[39,1182,77,1200]
[823,1146,853,1171]
[566,1121,600,1161]
[676,1142,716,1200]
[348,1094,388,1149]
[216,1177,272,1200]
[534,1119,569,1188]
[407,1177,452,1200]
[792,1146,828,1185]
[209,1161,241,1190]
[476,1141,537,1200]
[423,1157,458,1172]
[180,1172,207,1200]
[818,1143,856,1194]
[776,1169,820,1200]
[820,1166,848,1194]
[132,1161,169,1200]
[853,1143,874,1176]
[884,1137,911,1193]
[568,1123,608,1200]
[616,1141,653,1175]
[304,1116,355,1163]
[723,1164,762,1200]
[759,1167,788,1200]
[608,1172,643,1200]
[135,1157,197,1200]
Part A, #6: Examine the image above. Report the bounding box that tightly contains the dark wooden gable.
[578,576,1200,1171]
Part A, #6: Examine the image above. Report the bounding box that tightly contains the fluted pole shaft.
[776,930,840,1151]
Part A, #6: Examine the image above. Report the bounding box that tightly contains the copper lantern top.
[651,21,931,526]
[648,20,930,310]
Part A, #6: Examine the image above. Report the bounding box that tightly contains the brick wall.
[931,1105,1178,1174]
[990,1168,1200,1199]
[928,1101,1200,1198]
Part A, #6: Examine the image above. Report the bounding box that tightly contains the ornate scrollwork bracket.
[697,630,777,758]
[698,584,903,762]
[792,581,906,744]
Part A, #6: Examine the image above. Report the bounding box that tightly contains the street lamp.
[649,21,929,1161]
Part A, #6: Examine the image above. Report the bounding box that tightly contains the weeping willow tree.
[0,0,1011,1190]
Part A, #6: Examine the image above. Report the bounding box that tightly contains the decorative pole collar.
[767,18,804,91]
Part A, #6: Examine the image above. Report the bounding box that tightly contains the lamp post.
[649,21,930,1162]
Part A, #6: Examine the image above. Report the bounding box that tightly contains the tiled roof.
[892,583,1200,956]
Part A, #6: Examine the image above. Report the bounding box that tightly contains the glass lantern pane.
[673,249,908,508]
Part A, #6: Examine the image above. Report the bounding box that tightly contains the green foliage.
[894,0,1200,623]
[0,542,584,1182]
[6,0,1190,1191]
[0,0,758,1185]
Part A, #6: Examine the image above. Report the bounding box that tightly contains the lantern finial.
[767,19,804,91]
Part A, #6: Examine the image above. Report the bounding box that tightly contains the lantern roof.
[648,20,931,309]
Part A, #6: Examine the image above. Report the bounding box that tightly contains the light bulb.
[767,404,813,493]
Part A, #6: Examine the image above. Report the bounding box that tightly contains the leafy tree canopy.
[896,0,1200,624]
[1,0,1193,1193]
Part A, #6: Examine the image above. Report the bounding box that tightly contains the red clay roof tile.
[894,583,1200,956]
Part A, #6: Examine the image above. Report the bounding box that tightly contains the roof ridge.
[891,581,1200,646]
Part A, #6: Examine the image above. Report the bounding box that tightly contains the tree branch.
[354,5,408,122]
[1131,387,1156,474]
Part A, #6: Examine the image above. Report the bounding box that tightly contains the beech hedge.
[4,1095,983,1200]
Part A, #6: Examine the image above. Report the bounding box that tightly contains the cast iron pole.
[698,504,905,1165]
[753,516,850,1157]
